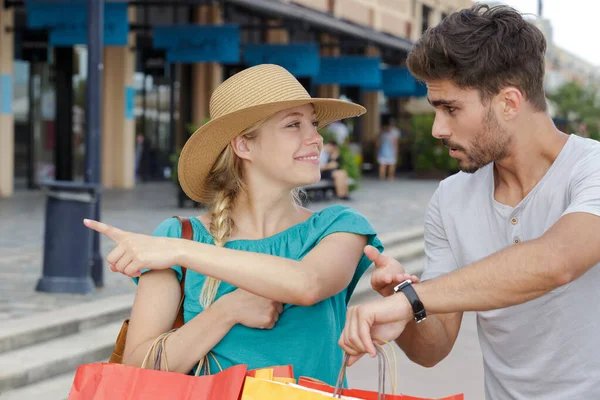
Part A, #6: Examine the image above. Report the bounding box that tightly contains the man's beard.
[444,108,511,174]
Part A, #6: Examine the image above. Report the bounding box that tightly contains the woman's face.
[233,104,324,190]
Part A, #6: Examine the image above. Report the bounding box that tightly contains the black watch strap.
[394,280,427,323]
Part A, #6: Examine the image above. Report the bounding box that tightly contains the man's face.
[427,80,512,173]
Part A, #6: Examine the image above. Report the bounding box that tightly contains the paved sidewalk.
[0,177,440,321]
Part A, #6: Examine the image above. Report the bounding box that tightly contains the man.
[339,5,600,400]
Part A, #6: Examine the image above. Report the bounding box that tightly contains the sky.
[496,0,600,66]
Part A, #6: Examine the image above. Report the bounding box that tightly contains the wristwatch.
[393,279,427,323]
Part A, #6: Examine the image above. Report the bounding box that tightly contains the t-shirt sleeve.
[312,206,384,303]
[132,217,185,285]
[562,150,600,218]
[420,185,460,282]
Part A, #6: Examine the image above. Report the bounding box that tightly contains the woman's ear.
[232,136,252,161]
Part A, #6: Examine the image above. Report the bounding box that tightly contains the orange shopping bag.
[298,344,464,400]
[68,332,248,400]
[67,362,247,400]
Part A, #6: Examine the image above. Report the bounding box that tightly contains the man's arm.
[415,211,600,314]
[415,152,600,313]
[341,212,600,364]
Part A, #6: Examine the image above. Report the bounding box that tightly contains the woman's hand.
[216,289,283,330]
[83,219,183,278]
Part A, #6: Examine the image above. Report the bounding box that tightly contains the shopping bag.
[242,376,364,400]
[67,362,248,400]
[299,378,463,400]
[298,344,464,400]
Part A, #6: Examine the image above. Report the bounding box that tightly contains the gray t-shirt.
[421,134,600,399]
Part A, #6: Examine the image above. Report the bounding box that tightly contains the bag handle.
[333,341,398,399]
[173,216,193,328]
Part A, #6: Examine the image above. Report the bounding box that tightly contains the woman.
[377,114,401,181]
[84,65,398,385]
[320,140,350,200]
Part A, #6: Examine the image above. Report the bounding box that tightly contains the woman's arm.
[124,269,236,373]
[125,269,282,372]
[84,218,369,307]
[177,232,367,306]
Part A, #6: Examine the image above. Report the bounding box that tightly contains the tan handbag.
[108,216,194,364]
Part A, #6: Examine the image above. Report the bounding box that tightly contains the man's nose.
[431,116,451,139]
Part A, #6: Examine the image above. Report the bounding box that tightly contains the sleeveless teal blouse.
[137,205,383,385]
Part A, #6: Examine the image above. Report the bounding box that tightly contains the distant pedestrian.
[376,114,400,181]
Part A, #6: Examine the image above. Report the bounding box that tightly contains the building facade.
[0,0,472,198]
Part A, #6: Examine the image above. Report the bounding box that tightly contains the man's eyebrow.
[427,98,461,107]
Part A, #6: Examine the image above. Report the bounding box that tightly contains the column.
[361,46,381,153]
[191,5,223,129]
[101,9,136,188]
[265,19,288,44]
[0,5,14,197]
[177,64,192,149]
[317,33,340,99]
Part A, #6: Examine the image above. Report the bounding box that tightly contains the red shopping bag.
[298,345,464,400]
[298,377,464,400]
[67,362,248,400]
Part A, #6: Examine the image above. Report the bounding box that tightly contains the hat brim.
[178,98,366,204]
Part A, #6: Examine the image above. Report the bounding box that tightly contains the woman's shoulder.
[307,205,377,236]
[152,216,212,243]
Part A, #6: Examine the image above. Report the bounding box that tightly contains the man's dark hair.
[407,4,547,111]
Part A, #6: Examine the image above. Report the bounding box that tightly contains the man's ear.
[497,86,523,121]
[232,136,252,161]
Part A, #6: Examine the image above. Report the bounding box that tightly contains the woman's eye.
[446,107,456,114]
[312,121,319,127]
[287,122,300,128]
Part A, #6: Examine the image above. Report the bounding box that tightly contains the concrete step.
[0,322,122,393]
[378,226,424,248]
[0,370,76,400]
[0,293,134,355]
[383,239,425,269]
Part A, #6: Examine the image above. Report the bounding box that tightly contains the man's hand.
[366,245,419,297]
[339,293,413,366]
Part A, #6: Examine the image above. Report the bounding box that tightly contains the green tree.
[548,81,600,139]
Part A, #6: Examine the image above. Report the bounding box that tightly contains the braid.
[199,188,236,308]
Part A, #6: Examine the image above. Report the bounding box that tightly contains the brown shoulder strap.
[173,216,194,329]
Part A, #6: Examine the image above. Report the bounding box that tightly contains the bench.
[300,178,355,204]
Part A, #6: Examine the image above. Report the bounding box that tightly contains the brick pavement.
[0,177,440,321]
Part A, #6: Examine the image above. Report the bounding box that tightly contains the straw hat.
[178,64,366,203]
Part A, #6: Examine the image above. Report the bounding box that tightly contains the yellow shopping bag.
[242,376,363,400]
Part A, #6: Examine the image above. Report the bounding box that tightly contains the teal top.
[136,205,383,385]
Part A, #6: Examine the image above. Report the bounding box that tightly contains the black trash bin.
[36,181,101,294]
